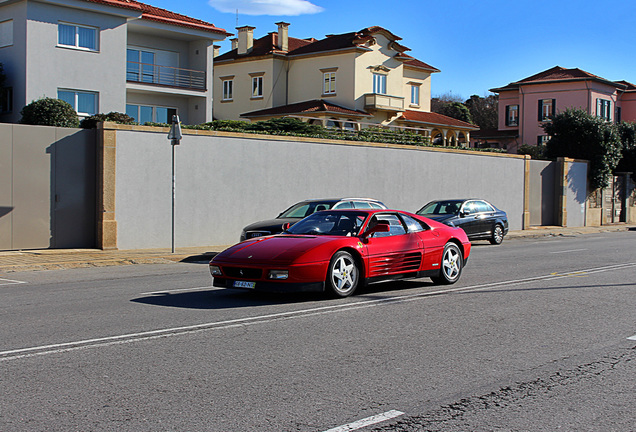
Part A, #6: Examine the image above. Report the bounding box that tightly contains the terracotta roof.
[84,0,230,35]
[216,26,437,72]
[215,33,313,61]
[241,99,371,119]
[615,80,636,92]
[399,110,479,129]
[491,66,619,92]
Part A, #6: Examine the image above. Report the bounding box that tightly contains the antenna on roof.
[236,9,238,27]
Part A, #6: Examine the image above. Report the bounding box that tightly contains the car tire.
[489,224,504,245]
[326,251,359,298]
[431,242,463,285]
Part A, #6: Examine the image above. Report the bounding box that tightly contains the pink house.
[472,66,636,153]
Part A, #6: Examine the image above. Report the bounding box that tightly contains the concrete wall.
[108,125,527,249]
[565,160,588,227]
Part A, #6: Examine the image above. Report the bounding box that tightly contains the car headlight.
[268,270,288,280]
[209,265,222,276]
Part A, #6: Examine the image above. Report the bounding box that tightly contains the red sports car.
[209,209,471,298]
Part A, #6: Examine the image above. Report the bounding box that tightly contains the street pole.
[167,115,182,253]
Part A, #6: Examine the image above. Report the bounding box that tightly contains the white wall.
[114,130,527,249]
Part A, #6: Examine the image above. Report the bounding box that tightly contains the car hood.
[214,235,341,264]
[242,218,300,233]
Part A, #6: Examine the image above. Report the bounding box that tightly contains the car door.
[363,213,423,278]
[455,201,481,236]
[473,200,496,236]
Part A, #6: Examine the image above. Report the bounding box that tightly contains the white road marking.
[628,335,636,341]
[323,410,404,432]
[0,277,27,286]
[550,249,588,254]
[138,285,220,296]
[1,262,635,362]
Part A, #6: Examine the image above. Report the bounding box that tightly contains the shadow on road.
[131,278,437,310]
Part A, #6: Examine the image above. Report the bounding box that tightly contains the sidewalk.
[0,224,633,273]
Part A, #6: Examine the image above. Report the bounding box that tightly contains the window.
[410,84,420,106]
[373,73,387,94]
[58,22,97,51]
[127,49,155,83]
[126,104,177,124]
[252,76,263,98]
[58,89,97,116]
[538,99,555,121]
[222,79,233,101]
[368,214,406,237]
[596,98,612,121]
[0,19,13,48]
[537,135,551,146]
[400,214,425,232]
[506,105,519,126]
[0,87,12,113]
[323,72,336,95]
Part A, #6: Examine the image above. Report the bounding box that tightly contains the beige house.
[213,24,477,146]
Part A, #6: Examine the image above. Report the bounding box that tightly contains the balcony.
[364,93,404,112]
[127,62,206,90]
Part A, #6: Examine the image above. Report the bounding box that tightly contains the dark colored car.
[416,199,509,244]
[239,198,387,241]
[211,209,471,298]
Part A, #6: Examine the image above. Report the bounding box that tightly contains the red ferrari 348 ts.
[209,209,471,298]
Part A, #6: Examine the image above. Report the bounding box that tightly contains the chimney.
[236,26,255,55]
[230,38,238,51]
[213,45,220,58]
[276,22,290,51]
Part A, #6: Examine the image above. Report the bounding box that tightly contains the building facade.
[0,0,228,125]
[213,24,477,146]
[476,66,636,153]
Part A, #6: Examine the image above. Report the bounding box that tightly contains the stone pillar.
[96,123,118,250]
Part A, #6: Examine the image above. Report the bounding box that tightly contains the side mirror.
[461,210,470,217]
[282,222,293,231]
[361,222,390,239]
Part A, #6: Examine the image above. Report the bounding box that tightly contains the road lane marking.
[0,277,27,286]
[550,249,588,254]
[323,410,404,432]
[2,262,635,362]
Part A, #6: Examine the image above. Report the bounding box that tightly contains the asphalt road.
[1,231,635,431]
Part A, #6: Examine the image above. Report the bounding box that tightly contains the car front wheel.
[431,242,463,285]
[490,224,504,245]
[326,251,359,298]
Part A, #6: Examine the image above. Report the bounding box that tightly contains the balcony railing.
[126,62,206,90]
[364,93,405,111]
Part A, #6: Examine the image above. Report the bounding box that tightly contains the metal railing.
[126,62,206,90]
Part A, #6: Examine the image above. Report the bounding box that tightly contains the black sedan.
[240,198,387,241]
[416,199,509,244]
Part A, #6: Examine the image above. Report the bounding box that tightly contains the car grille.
[246,231,271,239]
[224,267,263,279]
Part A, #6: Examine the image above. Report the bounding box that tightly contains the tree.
[436,101,473,124]
[543,108,622,189]
[431,92,464,113]
[464,94,498,130]
[616,122,636,182]
[20,97,79,127]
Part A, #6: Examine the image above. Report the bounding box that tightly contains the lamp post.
[167,115,182,253]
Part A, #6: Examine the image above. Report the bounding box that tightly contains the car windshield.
[286,211,368,236]
[417,200,463,216]
[278,201,335,218]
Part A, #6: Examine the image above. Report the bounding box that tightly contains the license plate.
[250,233,263,238]
[234,280,256,289]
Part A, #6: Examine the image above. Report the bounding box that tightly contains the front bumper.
[213,277,325,293]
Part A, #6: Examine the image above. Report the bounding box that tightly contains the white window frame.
[57,22,98,51]
[506,105,519,126]
[57,89,97,116]
[222,79,234,101]
[323,72,336,95]
[410,84,420,106]
[0,19,13,48]
[252,76,263,98]
[373,73,387,95]
[596,98,612,121]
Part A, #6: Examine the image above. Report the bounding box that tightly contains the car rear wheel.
[431,243,463,285]
[490,224,504,245]
[326,251,359,298]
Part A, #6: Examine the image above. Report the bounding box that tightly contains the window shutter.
[551,99,556,117]
[505,105,510,126]
[538,100,543,121]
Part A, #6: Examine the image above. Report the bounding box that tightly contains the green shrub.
[518,144,547,159]
[20,97,79,127]
[80,111,136,129]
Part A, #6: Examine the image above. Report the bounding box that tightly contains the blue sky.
[150,0,636,100]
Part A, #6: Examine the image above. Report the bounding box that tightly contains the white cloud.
[208,0,324,16]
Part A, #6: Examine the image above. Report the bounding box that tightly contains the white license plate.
[234,280,256,289]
